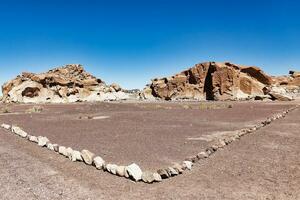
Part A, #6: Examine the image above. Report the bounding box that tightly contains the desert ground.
[0,100,299,200]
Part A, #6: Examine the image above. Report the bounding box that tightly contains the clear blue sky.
[0,0,299,91]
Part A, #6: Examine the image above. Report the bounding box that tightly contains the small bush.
[182,104,192,109]
[26,106,43,113]
[2,107,10,113]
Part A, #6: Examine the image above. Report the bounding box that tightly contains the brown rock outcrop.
[271,71,300,99]
[142,62,273,101]
[272,71,300,87]
[2,64,130,103]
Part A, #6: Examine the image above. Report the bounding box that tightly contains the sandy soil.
[0,101,299,199]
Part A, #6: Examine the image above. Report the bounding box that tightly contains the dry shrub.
[182,104,193,109]
[199,103,233,110]
[26,106,43,113]
[1,107,10,113]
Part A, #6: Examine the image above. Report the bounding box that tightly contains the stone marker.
[116,166,126,177]
[157,169,169,179]
[167,167,178,176]
[197,152,208,159]
[93,156,105,169]
[172,163,184,174]
[81,149,95,165]
[1,124,11,130]
[109,164,118,175]
[11,126,27,138]
[37,136,49,147]
[66,147,73,160]
[28,135,38,143]
[71,150,82,162]
[125,163,143,181]
[53,144,59,152]
[58,146,67,157]
[183,161,193,170]
[153,172,162,182]
[142,171,155,183]
[47,143,54,151]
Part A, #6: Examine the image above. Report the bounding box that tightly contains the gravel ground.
[0,101,299,199]
[0,101,294,169]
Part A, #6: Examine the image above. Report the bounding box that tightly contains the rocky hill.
[2,64,132,103]
[141,62,299,101]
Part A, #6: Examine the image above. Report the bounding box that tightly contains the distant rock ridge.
[141,61,299,101]
[2,64,132,103]
[2,62,299,103]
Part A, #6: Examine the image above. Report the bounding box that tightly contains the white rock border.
[0,105,298,184]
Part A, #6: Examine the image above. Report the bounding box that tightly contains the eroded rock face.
[2,64,131,103]
[271,71,300,99]
[142,62,272,101]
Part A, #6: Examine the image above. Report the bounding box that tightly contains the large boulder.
[141,62,271,101]
[2,64,131,103]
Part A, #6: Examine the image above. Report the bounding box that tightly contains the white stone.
[197,151,208,159]
[142,171,155,183]
[153,172,162,182]
[116,166,126,177]
[28,135,38,143]
[58,146,68,157]
[125,163,143,181]
[167,167,178,176]
[1,124,11,130]
[71,150,82,162]
[81,149,95,165]
[183,161,193,170]
[93,156,105,169]
[106,164,117,173]
[53,144,59,152]
[11,125,28,138]
[66,147,73,160]
[37,136,49,147]
[108,164,118,175]
[47,143,54,151]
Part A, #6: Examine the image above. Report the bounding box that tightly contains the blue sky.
[0,0,299,91]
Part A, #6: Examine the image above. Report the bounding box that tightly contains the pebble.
[197,152,208,159]
[1,124,11,130]
[11,125,28,138]
[167,167,178,176]
[142,171,155,183]
[66,147,73,160]
[157,169,169,179]
[47,143,54,151]
[28,135,38,143]
[107,164,118,175]
[71,150,82,162]
[206,147,215,155]
[116,166,126,177]
[58,146,68,157]
[172,163,184,173]
[37,136,49,147]
[125,163,143,181]
[153,172,162,182]
[93,156,105,169]
[183,161,193,170]
[53,144,59,152]
[81,149,95,165]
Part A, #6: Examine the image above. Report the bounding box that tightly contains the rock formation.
[141,62,276,101]
[141,62,273,100]
[2,64,132,103]
[269,70,300,100]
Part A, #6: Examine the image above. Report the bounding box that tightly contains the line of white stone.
[0,104,298,184]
